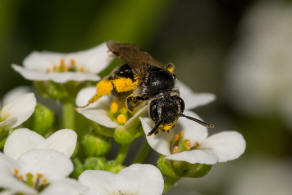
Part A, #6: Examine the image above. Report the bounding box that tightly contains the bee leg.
[147,121,162,136]
[126,95,149,112]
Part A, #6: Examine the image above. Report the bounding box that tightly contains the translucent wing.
[106,41,164,78]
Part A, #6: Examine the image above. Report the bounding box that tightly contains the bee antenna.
[147,120,162,136]
[180,114,215,128]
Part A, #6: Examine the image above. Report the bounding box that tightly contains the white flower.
[12,43,114,83]
[226,2,292,125]
[41,178,87,195]
[0,93,36,129]
[140,110,245,165]
[1,86,32,106]
[4,128,77,159]
[76,87,147,129]
[79,164,164,195]
[0,149,73,194]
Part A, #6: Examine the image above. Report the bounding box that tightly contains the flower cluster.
[0,42,246,194]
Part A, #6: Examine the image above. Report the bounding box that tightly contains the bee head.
[148,95,214,136]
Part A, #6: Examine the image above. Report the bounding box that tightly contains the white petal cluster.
[0,129,85,195]
[12,43,114,83]
[79,164,164,195]
[141,81,245,165]
[227,2,292,123]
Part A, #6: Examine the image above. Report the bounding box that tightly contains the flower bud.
[113,127,135,144]
[157,157,178,178]
[84,157,107,170]
[92,122,114,138]
[34,81,69,101]
[81,134,111,156]
[172,160,211,178]
[25,103,54,135]
[71,158,84,178]
[104,160,124,173]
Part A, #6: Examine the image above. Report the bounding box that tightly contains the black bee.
[85,41,214,136]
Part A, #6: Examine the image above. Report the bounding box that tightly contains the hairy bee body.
[84,41,213,135]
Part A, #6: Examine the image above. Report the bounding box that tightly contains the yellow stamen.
[173,134,179,142]
[60,58,65,66]
[168,67,174,73]
[17,175,24,181]
[117,114,127,125]
[64,65,70,71]
[179,131,184,138]
[13,168,19,176]
[173,146,179,153]
[79,66,85,72]
[110,100,119,114]
[37,173,44,179]
[42,178,48,185]
[185,140,191,150]
[52,65,57,71]
[46,68,51,73]
[193,141,199,149]
[70,59,76,66]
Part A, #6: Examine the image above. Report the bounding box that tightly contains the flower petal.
[2,86,32,106]
[39,129,77,158]
[124,106,147,128]
[12,65,100,83]
[177,81,216,110]
[1,93,36,128]
[79,170,114,195]
[166,150,218,165]
[116,164,164,195]
[75,87,96,107]
[0,118,17,128]
[18,150,73,181]
[76,95,118,128]
[41,178,87,195]
[140,117,172,155]
[178,110,208,144]
[200,131,246,162]
[65,43,113,74]
[4,128,45,160]
[23,43,113,74]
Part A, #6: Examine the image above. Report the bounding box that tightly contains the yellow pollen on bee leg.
[117,114,127,125]
[112,78,138,93]
[163,124,173,131]
[173,146,179,153]
[168,67,174,73]
[96,80,113,97]
[110,100,119,114]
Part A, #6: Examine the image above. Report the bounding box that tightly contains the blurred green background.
[1,0,292,194]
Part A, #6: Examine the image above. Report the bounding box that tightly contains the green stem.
[63,102,75,129]
[163,177,179,193]
[116,144,130,164]
[134,140,151,163]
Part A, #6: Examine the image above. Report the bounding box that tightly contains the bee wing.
[107,41,164,78]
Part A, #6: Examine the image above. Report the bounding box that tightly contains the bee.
[84,41,214,136]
